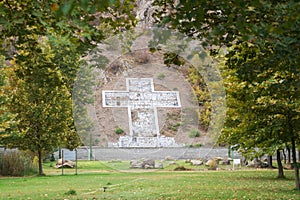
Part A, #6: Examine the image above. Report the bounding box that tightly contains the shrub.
[50,154,55,162]
[65,189,77,196]
[189,129,200,138]
[187,143,203,148]
[94,138,100,145]
[174,166,191,171]
[0,151,37,176]
[133,51,150,64]
[115,127,124,135]
[157,73,165,80]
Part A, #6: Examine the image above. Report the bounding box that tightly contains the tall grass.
[0,150,38,176]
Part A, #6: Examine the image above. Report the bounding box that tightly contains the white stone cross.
[102,78,181,139]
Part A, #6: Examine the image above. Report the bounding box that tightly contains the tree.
[0,59,19,147]
[220,41,298,178]
[153,0,300,189]
[0,0,136,175]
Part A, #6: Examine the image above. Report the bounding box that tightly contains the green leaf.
[61,0,76,15]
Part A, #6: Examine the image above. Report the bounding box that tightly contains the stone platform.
[108,136,183,148]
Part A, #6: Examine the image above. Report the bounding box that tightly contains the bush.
[115,127,124,135]
[0,151,38,176]
[187,143,203,148]
[65,189,77,196]
[133,51,150,64]
[189,129,200,138]
[174,166,191,171]
[157,73,165,80]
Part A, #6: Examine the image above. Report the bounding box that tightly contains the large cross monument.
[102,78,182,147]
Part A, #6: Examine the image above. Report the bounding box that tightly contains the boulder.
[164,156,175,161]
[284,163,293,170]
[130,159,155,169]
[143,159,155,169]
[144,164,154,169]
[247,158,268,168]
[169,161,177,165]
[214,157,223,164]
[56,158,63,165]
[222,158,231,165]
[55,159,75,168]
[190,159,203,166]
[155,162,163,169]
[205,159,217,170]
[214,157,223,161]
[63,160,75,168]
[130,160,144,169]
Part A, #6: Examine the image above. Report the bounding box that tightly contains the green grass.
[0,161,299,200]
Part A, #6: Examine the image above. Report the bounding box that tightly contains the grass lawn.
[0,161,299,200]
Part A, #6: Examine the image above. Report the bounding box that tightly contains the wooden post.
[75,149,78,175]
[61,149,64,176]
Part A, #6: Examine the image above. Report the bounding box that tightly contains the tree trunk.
[291,138,300,190]
[298,149,300,162]
[287,147,291,164]
[276,150,284,178]
[38,149,44,176]
[58,147,61,159]
[267,155,273,169]
[283,149,287,164]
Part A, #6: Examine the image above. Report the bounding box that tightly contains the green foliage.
[154,1,300,51]
[64,189,77,196]
[173,166,191,171]
[94,139,100,145]
[115,127,124,135]
[72,63,96,147]
[187,143,203,148]
[0,0,136,175]
[163,52,185,67]
[154,0,300,188]
[0,151,37,176]
[169,122,181,132]
[157,73,165,80]
[186,67,211,130]
[189,129,200,138]
[220,39,300,155]
[0,65,19,147]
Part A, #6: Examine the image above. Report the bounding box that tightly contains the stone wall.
[55,147,242,161]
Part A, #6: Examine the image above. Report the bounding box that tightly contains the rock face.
[55,159,75,168]
[130,158,155,169]
[136,0,155,27]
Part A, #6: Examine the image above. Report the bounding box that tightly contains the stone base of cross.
[108,136,183,148]
[102,78,182,147]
